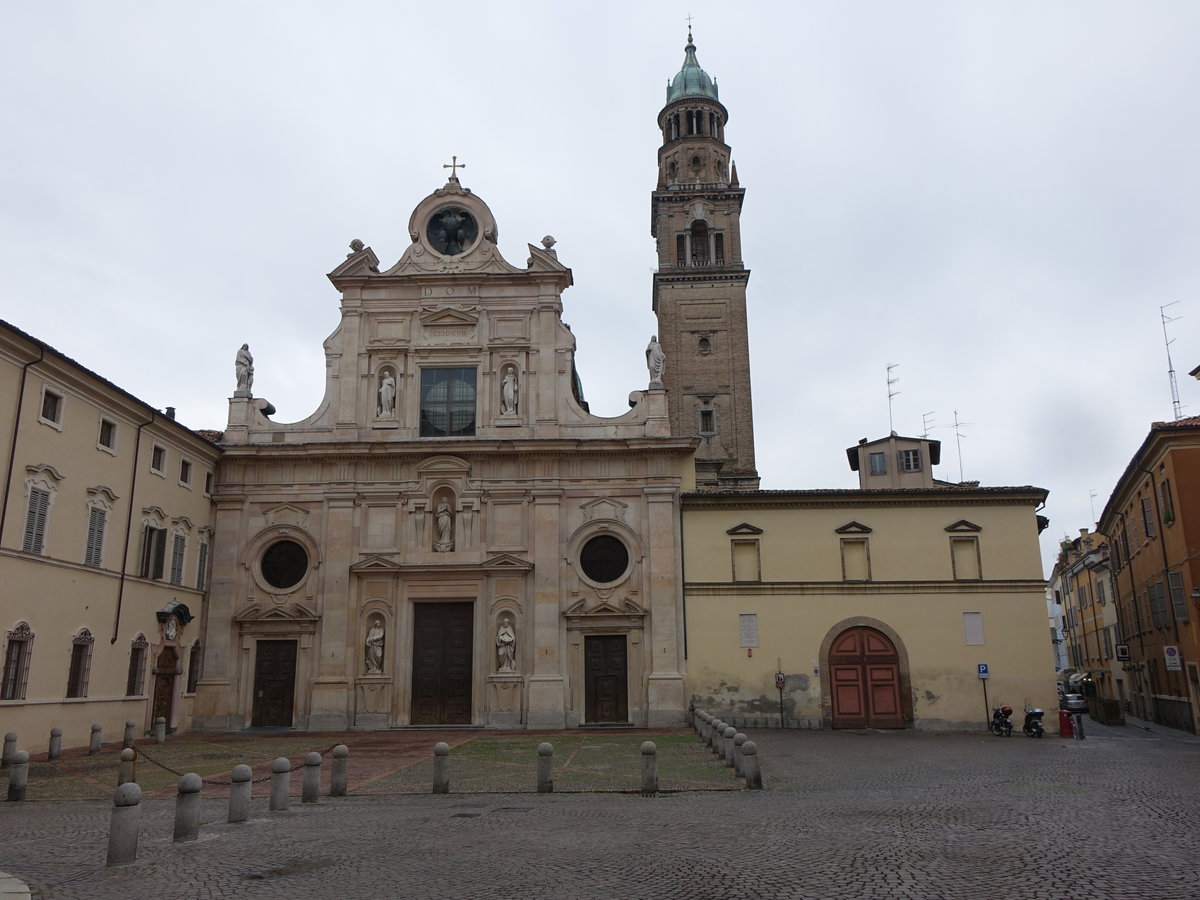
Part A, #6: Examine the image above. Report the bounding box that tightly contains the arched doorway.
[828,626,904,729]
[152,646,178,730]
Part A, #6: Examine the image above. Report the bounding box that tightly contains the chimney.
[165,406,176,420]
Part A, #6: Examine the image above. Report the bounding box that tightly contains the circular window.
[260,540,308,590]
[579,535,630,585]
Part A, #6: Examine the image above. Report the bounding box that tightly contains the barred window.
[1,622,34,701]
[66,629,95,698]
[420,368,477,437]
[125,635,148,696]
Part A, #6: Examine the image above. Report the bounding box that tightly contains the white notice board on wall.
[739,613,759,648]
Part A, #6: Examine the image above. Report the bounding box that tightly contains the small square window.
[98,418,116,451]
[699,408,716,435]
[151,445,165,475]
[40,389,63,427]
[179,459,192,486]
[869,452,886,475]
[898,449,922,472]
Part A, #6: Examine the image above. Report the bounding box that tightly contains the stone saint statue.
[434,498,454,552]
[365,620,385,674]
[501,368,518,416]
[378,371,397,418]
[235,344,254,394]
[496,617,516,672]
[646,335,666,387]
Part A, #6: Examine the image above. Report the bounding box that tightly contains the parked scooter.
[1022,707,1045,738]
[989,705,1014,737]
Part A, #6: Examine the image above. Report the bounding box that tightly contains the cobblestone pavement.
[2,719,1198,899]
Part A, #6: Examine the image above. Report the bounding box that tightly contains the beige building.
[683,436,1054,731]
[0,321,219,749]
[190,177,696,732]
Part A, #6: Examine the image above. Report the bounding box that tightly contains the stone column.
[117,748,136,786]
[640,741,658,795]
[301,752,321,803]
[269,757,291,811]
[536,742,554,793]
[106,783,142,867]
[5,751,29,801]
[309,496,355,731]
[228,764,252,823]
[645,487,686,727]
[48,727,62,760]
[330,745,349,797]
[2,732,16,768]
[432,742,450,794]
[89,724,103,755]
[173,773,202,842]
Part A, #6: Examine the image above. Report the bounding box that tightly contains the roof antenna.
[1161,301,1185,420]
[1089,489,1098,525]
[921,410,935,439]
[886,364,900,435]
[952,409,973,482]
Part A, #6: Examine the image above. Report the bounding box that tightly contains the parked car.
[1060,693,1087,712]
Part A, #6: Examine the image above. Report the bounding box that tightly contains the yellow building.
[683,435,1054,731]
[0,321,219,750]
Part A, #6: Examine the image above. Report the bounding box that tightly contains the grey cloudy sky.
[3,1,1198,576]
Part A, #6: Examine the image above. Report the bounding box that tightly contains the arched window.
[690,221,710,265]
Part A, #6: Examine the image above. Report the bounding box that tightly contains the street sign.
[775,672,786,690]
[1164,646,1182,672]
[977,664,989,679]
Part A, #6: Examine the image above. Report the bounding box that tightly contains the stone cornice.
[218,437,698,460]
[683,487,1047,511]
[685,579,1047,596]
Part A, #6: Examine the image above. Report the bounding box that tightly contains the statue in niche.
[377,370,397,418]
[434,498,455,552]
[496,617,516,672]
[501,368,518,416]
[646,335,666,387]
[364,618,385,674]
[235,344,254,394]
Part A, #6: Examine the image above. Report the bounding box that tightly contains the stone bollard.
[117,748,137,786]
[173,773,202,843]
[106,783,142,867]
[48,727,62,761]
[733,733,747,777]
[640,741,658,795]
[302,752,321,804]
[3,732,17,768]
[536,742,554,793]
[330,745,349,797]
[269,757,291,811]
[432,742,450,794]
[741,740,763,790]
[228,764,252,823]
[6,751,29,801]
[712,721,725,755]
[723,726,737,767]
[123,720,136,750]
[154,717,166,744]
[89,724,103,756]
[704,714,715,746]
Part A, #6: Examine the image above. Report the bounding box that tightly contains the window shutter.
[1168,572,1189,624]
[169,534,185,585]
[152,529,166,580]
[85,507,106,566]
[22,489,49,553]
[197,543,208,590]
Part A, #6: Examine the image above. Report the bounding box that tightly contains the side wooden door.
[251,640,297,727]
[584,635,629,723]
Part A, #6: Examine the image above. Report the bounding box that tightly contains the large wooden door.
[151,646,177,728]
[411,603,474,725]
[251,640,297,727]
[829,627,903,729]
[585,635,629,723]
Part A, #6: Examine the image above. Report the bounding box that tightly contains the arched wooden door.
[152,646,178,729]
[829,626,904,729]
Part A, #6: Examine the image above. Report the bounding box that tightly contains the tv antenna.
[921,410,935,439]
[1161,302,1185,420]
[1089,489,1098,525]
[952,410,973,482]
[887,364,900,434]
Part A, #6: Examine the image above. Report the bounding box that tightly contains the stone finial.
[541,235,556,249]
[348,238,365,256]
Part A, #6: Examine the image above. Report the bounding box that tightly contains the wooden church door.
[829,627,904,729]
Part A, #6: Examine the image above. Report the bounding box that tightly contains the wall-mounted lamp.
[1191,587,1200,609]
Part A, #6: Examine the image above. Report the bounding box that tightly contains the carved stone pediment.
[419,306,480,327]
[349,555,403,575]
[526,243,569,273]
[834,521,873,535]
[726,522,763,535]
[263,503,311,529]
[327,245,381,281]
[563,595,646,622]
[581,497,628,522]
[945,519,983,533]
[234,602,320,623]
[481,553,533,572]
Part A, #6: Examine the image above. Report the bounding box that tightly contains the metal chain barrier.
[132,743,340,787]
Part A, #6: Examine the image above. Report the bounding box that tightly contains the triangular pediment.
[563,596,646,618]
[835,521,873,535]
[234,603,320,623]
[481,553,533,571]
[581,497,629,522]
[526,243,569,273]
[945,519,983,533]
[419,306,480,327]
[327,245,381,282]
[350,555,402,574]
[415,455,471,476]
[263,503,310,528]
[726,522,764,535]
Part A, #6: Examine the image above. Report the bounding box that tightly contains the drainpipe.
[111,413,155,644]
[0,347,45,547]
[1138,464,1183,703]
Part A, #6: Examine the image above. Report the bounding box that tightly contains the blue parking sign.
[977,664,989,679]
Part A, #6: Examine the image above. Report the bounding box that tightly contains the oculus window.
[420,368,477,437]
[579,535,630,585]
[261,539,309,590]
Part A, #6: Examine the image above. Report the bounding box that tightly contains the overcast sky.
[3,1,1198,577]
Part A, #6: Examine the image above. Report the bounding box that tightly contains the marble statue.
[496,617,516,672]
[378,371,397,418]
[235,344,254,394]
[365,620,384,674]
[501,368,518,416]
[646,335,666,387]
[434,498,454,552]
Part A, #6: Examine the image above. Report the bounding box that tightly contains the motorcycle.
[989,705,1014,737]
[1022,707,1045,738]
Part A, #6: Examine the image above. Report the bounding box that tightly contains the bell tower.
[652,31,759,491]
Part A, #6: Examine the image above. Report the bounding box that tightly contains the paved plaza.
[1,718,1198,899]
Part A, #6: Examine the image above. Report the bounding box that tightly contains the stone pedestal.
[487,674,523,727]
